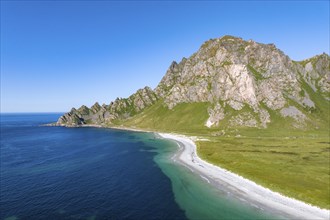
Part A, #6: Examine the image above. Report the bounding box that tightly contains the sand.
[56,124,329,219]
[158,133,330,220]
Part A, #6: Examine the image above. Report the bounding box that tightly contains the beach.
[158,133,330,220]
[48,124,330,219]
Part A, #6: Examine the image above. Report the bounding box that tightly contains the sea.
[0,113,281,220]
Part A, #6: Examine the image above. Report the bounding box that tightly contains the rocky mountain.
[57,86,158,126]
[56,35,329,131]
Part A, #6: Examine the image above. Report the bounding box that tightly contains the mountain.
[57,86,158,126]
[56,35,329,133]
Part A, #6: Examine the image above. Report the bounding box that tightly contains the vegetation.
[119,101,210,134]
[62,38,329,209]
[114,96,330,209]
[247,64,264,80]
[197,135,330,209]
[299,79,330,126]
[220,61,232,67]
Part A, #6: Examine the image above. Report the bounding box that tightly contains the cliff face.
[56,35,329,130]
[57,86,158,126]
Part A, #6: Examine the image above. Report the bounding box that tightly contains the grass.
[107,84,330,209]
[299,78,330,127]
[114,99,330,209]
[120,100,210,134]
[197,135,330,209]
[247,64,264,80]
[221,61,233,67]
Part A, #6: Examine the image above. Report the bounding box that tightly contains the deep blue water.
[0,113,186,220]
[1,113,282,220]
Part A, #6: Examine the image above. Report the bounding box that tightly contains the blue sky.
[1,1,329,112]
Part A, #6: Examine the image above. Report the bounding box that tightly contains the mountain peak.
[56,36,329,130]
[220,35,243,41]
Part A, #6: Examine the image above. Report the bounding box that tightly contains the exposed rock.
[56,108,86,126]
[280,106,308,129]
[205,103,225,127]
[56,35,329,129]
[302,95,315,108]
[56,86,158,126]
[280,106,306,122]
[91,102,102,113]
[258,108,271,128]
[227,100,244,111]
[299,53,330,98]
[229,112,258,128]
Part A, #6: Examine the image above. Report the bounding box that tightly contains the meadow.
[117,100,330,209]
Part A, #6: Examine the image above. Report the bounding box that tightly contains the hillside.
[56,36,329,132]
[55,35,330,208]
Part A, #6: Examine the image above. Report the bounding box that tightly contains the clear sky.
[1,1,329,112]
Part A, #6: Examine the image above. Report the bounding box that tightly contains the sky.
[1,1,329,112]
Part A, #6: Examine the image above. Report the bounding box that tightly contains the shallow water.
[0,113,280,219]
[150,138,282,220]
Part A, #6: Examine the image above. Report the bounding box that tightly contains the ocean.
[0,113,280,220]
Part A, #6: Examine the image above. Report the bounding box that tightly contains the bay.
[0,113,278,220]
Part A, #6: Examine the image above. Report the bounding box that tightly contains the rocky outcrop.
[155,36,297,111]
[154,36,329,128]
[57,108,86,126]
[56,35,329,129]
[297,53,330,101]
[229,112,258,128]
[56,86,158,126]
[205,103,225,127]
[280,106,307,129]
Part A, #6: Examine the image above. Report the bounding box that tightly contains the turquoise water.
[0,113,282,219]
[148,137,282,220]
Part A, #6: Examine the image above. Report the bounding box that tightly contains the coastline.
[52,124,329,218]
[157,133,330,220]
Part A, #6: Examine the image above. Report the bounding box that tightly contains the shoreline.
[51,124,329,218]
[157,133,330,220]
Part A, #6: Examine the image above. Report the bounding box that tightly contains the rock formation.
[56,35,329,130]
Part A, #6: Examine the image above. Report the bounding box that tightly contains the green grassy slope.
[110,86,330,209]
[118,101,210,134]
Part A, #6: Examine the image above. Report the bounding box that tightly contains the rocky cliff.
[57,86,158,126]
[56,35,329,130]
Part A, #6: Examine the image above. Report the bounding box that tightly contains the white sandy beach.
[158,133,330,220]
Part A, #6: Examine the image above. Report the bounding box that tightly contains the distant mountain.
[56,36,329,132]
